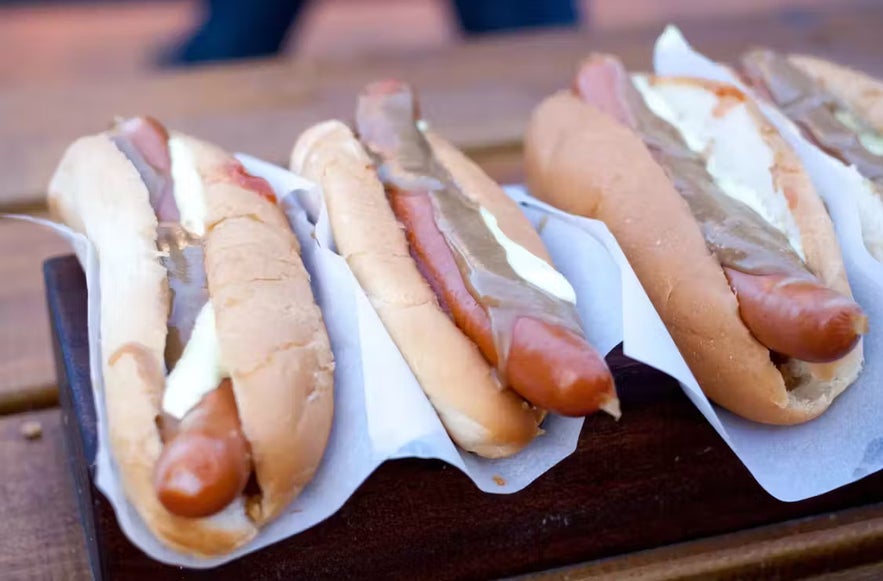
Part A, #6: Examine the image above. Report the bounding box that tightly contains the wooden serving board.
[45,255,883,580]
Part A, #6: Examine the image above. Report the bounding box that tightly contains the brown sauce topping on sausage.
[355,82,584,375]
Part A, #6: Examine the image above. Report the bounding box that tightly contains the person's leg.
[451,0,579,35]
[167,0,308,64]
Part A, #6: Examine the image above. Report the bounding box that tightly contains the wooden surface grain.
[539,503,883,580]
[0,408,89,580]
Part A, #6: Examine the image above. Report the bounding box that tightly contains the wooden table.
[4,4,883,578]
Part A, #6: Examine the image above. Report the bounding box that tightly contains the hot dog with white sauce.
[291,81,618,458]
[525,54,866,425]
[48,117,334,556]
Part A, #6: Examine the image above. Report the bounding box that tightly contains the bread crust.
[524,91,861,424]
[48,131,334,556]
[291,120,541,457]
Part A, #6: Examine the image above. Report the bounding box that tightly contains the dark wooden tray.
[44,254,883,580]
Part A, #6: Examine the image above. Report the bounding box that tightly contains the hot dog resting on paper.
[524,54,866,425]
[742,50,883,262]
[48,117,334,556]
[291,81,617,458]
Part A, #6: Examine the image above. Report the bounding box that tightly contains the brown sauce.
[110,119,209,373]
[156,225,209,367]
[623,77,813,278]
[356,84,584,372]
[744,52,883,190]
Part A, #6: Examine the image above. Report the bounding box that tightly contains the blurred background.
[1,0,844,86]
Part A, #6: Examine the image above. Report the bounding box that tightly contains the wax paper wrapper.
[10,152,656,567]
[635,25,883,501]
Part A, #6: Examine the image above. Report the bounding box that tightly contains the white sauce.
[631,75,806,259]
[162,302,227,419]
[478,206,577,303]
[168,137,207,236]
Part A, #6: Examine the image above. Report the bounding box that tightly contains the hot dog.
[48,117,334,556]
[292,81,617,457]
[525,54,865,424]
[110,117,254,520]
[573,58,865,364]
[358,82,616,416]
[741,50,883,263]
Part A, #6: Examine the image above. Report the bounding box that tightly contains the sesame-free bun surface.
[524,90,862,424]
[292,120,542,457]
[47,130,334,556]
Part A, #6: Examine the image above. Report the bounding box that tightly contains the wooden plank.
[0,0,848,88]
[0,1,193,88]
[535,503,883,579]
[0,216,68,410]
[808,563,883,580]
[0,408,89,580]
[2,2,882,209]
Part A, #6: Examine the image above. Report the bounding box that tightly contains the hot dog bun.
[292,120,543,458]
[524,90,862,424]
[772,53,883,263]
[788,55,883,134]
[48,131,334,556]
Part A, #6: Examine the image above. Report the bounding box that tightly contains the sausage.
[507,317,617,415]
[154,379,252,518]
[389,187,616,417]
[572,56,866,363]
[724,268,867,363]
[111,116,179,222]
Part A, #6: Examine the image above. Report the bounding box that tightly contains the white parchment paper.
[9,155,657,567]
[643,26,883,501]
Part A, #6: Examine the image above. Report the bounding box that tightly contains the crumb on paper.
[493,475,506,486]
[20,420,42,440]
